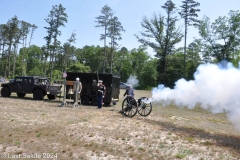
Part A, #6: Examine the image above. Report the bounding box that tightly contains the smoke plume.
[126,75,139,88]
[151,61,240,131]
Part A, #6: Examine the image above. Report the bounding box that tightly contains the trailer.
[65,72,120,106]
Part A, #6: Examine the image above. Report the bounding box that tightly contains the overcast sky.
[1,0,240,56]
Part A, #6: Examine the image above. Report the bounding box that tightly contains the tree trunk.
[103,27,107,73]
[118,51,123,75]
[12,44,17,77]
[7,42,12,78]
[184,19,187,79]
[2,43,7,78]
[44,56,47,77]
[0,43,1,75]
[110,44,113,74]
[50,50,54,81]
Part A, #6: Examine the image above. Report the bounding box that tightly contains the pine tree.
[179,0,200,78]
[95,5,113,73]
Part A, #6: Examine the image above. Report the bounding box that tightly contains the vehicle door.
[11,77,23,92]
[21,78,32,93]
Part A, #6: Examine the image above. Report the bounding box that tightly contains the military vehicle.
[65,72,120,106]
[0,76,62,100]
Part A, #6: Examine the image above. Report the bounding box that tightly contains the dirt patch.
[0,89,239,160]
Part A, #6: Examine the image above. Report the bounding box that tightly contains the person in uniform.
[73,77,82,104]
[97,80,106,109]
[120,85,135,113]
[123,85,135,98]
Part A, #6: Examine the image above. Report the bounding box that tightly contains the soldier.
[97,80,106,109]
[120,85,135,113]
[123,85,135,98]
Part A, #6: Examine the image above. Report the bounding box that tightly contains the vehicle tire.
[81,96,89,105]
[137,97,152,117]
[33,89,44,100]
[91,96,98,106]
[17,93,26,98]
[121,97,138,117]
[1,87,11,97]
[47,94,56,100]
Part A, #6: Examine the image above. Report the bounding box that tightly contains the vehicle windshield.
[36,78,50,84]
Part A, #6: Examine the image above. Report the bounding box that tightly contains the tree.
[0,24,8,76]
[129,46,149,76]
[136,0,183,86]
[138,59,158,89]
[197,11,240,63]
[160,0,182,84]
[28,24,38,46]
[108,16,125,73]
[179,0,200,78]
[118,47,128,75]
[67,62,90,73]
[4,16,19,78]
[95,5,113,73]
[18,20,32,76]
[44,4,68,81]
[76,45,103,73]
[62,31,77,72]
[186,40,201,79]
[24,45,43,76]
[40,46,49,77]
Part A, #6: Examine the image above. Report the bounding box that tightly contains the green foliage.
[52,70,62,82]
[197,11,240,63]
[44,3,68,81]
[137,59,158,90]
[76,45,103,73]
[67,62,90,73]
[136,2,183,86]
[25,45,44,76]
[5,1,240,89]
[179,0,201,78]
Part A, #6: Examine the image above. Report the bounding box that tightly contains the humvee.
[0,76,62,100]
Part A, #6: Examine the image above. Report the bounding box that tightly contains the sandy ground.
[0,89,240,160]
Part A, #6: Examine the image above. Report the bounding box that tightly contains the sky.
[1,0,240,57]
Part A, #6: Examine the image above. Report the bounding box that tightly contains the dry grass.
[0,89,239,160]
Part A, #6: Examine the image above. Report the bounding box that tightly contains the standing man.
[97,80,106,109]
[73,77,82,104]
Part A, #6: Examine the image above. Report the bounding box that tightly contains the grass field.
[0,88,239,160]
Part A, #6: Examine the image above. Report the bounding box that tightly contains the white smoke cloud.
[126,75,139,88]
[151,61,240,131]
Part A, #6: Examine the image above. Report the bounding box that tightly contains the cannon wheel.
[122,97,138,117]
[137,97,152,117]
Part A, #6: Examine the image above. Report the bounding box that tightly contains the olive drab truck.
[65,72,120,106]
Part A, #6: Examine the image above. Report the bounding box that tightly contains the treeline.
[1,0,240,89]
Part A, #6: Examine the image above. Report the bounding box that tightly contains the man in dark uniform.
[120,85,135,113]
[97,80,106,109]
[123,85,134,98]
